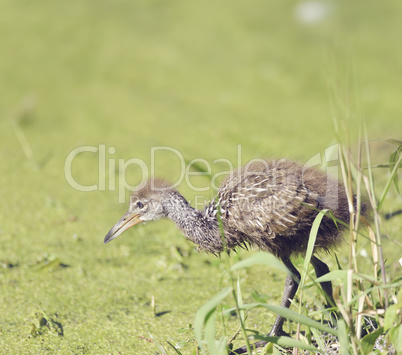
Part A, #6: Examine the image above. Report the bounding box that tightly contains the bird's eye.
[136,201,144,209]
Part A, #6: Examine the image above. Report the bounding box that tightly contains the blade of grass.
[311,327,326,353]
[363,124,388,306]
[204,311,219,354]
[337,319,350,355]
[295,209,328,351]
[224,303,338,336]
[377,152,402,210]
[300,209,328,288]
[166,340,183,355]
[303,270,378,289]
[194,287,232,351]
[149,332,168,355]
[236,275,245,324]
[231,252,289,275]
[388,148,401,194]
[251,334,319,352]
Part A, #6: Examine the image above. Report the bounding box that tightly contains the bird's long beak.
[104,211,143,244]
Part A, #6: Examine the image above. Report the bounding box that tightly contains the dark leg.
[310,256,334,307]
[269,257,301,336]
[230,257,301,354]
[310,255,338,330]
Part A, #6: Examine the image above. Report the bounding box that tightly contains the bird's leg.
[269,257,301,336]
[310,255,338,327]
[230,257,301,354]
[310,256,334,307]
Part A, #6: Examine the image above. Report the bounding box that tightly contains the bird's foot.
[269,328,290,337]
[229,330,290,354]
[229,340,268,354]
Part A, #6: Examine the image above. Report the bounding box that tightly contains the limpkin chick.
[104,159,356,353]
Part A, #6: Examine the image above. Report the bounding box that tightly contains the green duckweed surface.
[1,1,401,354]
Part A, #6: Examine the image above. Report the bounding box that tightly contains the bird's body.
[115,159,349,256]
[104,158,358,353]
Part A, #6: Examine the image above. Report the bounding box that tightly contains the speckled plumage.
[213,159,351,257]
[127,159,351,257]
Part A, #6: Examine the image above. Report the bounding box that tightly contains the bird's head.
[104,179,173,244]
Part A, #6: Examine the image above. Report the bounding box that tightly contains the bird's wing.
[219,171,320,238]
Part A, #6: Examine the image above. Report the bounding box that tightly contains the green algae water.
[1,1,401,353]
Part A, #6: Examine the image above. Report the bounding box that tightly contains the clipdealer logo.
[64,144,339,207]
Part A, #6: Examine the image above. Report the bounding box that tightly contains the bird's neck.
[163,191,223,254]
